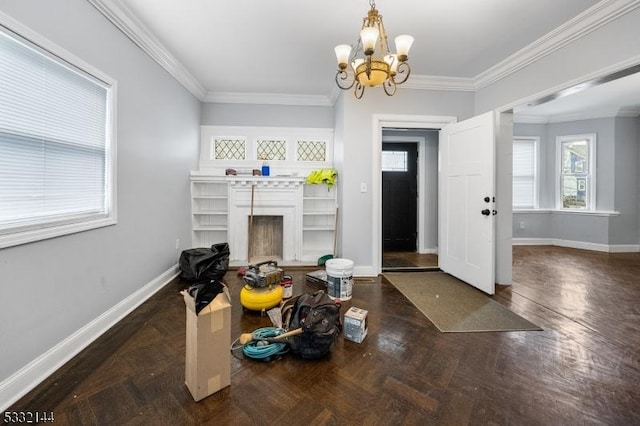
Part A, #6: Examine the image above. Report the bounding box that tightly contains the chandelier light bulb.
[395,35,414,62]
[352,58,365,71]
[334,44,352,69]
[360,27,379,55]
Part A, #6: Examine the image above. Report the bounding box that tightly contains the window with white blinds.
[0,23,116,248]
[512,137,538,209]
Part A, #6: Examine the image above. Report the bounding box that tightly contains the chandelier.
[334,0,414,98]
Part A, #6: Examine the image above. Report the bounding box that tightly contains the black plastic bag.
[179,242,230,282]
[188,279,225,314]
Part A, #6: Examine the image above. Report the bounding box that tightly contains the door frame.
[381,135,426,253]
[372,115,457,274]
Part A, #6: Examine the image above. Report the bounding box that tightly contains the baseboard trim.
[609,244,640,253]
[418,248,438,254]
[0,264,180,412]
[513,238,640,253]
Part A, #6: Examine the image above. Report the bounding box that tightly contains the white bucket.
[326,258,354,301]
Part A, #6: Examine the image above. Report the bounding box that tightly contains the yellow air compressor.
[240,260,284,311]
[240,284,283,311]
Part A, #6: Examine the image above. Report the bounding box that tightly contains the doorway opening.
[381,130,439,271]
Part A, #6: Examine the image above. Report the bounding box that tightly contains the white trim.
[353,265,377,277]
[609,244,640,253]
[87,0,206,100]
[512,237,555,245]
[401,75,476,91]
[513,209,619,216]
[372,115,457,275]
[203,91,333,107]
[504,54,640,114]
[513,238,639,253]
[515,107,640,124]
[419,248,439,255]
[475,0,640,90]
[0,265,179,412]
[0,217,117,249]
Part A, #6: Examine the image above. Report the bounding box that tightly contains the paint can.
[280,275,293,299]
[326,258,354,301]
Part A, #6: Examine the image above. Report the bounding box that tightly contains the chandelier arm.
[383,78,397,96]
[393,62,411,85]
[354,81,365,99]
[335,70,356,90]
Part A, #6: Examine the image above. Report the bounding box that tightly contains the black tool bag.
[281,291,342,359]
[179,242,230,282]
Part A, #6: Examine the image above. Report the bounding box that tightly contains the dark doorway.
[382,142,418,252]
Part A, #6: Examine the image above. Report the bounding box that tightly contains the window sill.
[0,217,116,249]
[513,208,619,217]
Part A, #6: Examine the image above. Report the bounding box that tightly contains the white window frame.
[555,133,596,211]
[0,14,117,249]
[512,136,539,210]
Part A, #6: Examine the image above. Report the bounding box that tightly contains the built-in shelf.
[190,173,336,264]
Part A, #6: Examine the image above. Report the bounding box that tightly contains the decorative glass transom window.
[381,151,408,172]
[556,134,596,210]
[214,138,246,160]
[296,140,327,161]
[296,141,327,161]
[257,139,287,160]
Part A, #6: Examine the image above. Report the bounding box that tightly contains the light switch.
[360,182,367,193]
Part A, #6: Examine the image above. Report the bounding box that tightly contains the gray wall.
[337,88,475,271]
[0,0,200,383]
[513,117,640,246]
[201,102,334,128]
[611,117,639,245]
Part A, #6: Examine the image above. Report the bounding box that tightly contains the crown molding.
[401,75,476,91]
[203,91,334,107]
[87,0,207,100]
[474,0,640,90]
[514,107,640,124]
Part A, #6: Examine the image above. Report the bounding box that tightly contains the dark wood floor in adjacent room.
[8,246,640,425]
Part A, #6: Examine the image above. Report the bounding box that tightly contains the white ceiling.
[100,0,639,118]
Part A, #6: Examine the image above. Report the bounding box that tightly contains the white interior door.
[438,111,496,294]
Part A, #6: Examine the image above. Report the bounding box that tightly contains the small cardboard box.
[343,306,368,343]
[182,285,231,402]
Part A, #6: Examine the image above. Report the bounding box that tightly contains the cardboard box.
[343,306,368,343]
[182,286,231,402]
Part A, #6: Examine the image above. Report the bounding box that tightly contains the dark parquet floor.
[6,246,640,425]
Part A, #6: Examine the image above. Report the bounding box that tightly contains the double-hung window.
[556,134,596,210]
[512,137,538,209]
[0,21,116,248]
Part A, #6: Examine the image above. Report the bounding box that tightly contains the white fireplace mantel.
[226,176,304,263]
[190,173,336,265]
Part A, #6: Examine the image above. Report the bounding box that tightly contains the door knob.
[481,209,491,216]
